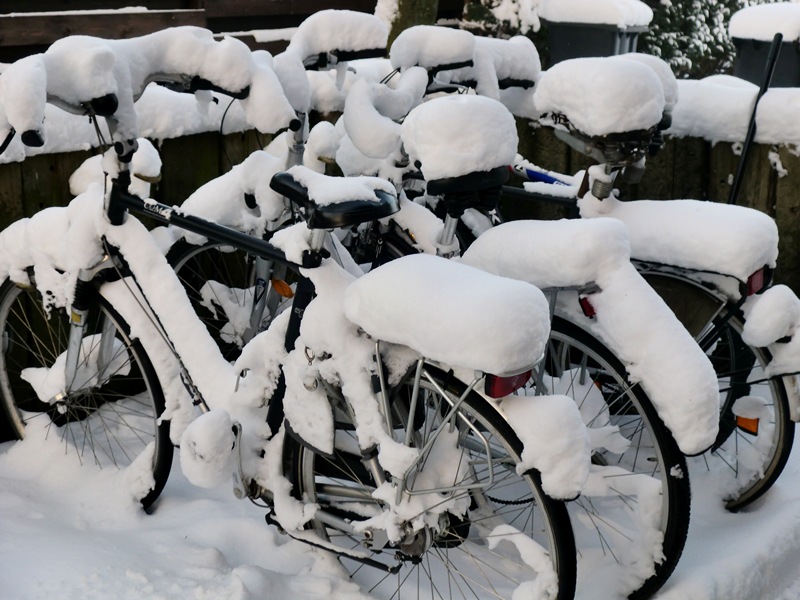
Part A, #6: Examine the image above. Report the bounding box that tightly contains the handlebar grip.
[189,76,250,100]
[88,93,119,117]
[20,129,44,148]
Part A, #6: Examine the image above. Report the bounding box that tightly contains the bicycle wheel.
[167,240,258,361]
[282,364,577,600]
[0,277,172,510]
[643,273,794,511]
[541,317,690,600]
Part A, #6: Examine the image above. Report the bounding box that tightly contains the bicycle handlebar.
[303,47,386,70]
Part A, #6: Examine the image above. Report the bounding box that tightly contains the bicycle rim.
[701,313,793,511]
[282,365,576,600]
[540,317,690,600]
[0,278,172,509]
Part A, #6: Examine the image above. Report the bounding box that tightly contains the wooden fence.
[0,1,466,60]
[1,123,798,292]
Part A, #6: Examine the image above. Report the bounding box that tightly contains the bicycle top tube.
[107,172,301,269]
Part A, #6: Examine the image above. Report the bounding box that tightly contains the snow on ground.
[2,423,800,600]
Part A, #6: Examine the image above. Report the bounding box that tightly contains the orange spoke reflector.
[271,279,295,298]
[736,416,759,435]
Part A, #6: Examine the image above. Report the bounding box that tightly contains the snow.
[4,423,800,599]
[2,12,800,600]
[729,2,800,42]
[285,9,388,65]
[389,25,475,71]
[344,252,551,376]
[401,94,519,181]
[461,218,720,455]
[534,56,665,136]
[538,0,653,28]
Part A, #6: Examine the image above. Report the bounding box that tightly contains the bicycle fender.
[496,393,591,500]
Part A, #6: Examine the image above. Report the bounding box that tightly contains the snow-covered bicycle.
[0,25,590,600]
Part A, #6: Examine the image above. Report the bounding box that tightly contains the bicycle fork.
[62,255,119,397]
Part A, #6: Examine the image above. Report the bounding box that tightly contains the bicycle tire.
[0,277,172,510]
[643,272,794,512]
[167,239,259,362]
[543,316,690,600]
[282,364,577,600]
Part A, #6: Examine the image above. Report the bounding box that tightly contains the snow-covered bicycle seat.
[534,55,668,165]
[401,94,518,183]
[344,252,550,376]
[270,166,399,229]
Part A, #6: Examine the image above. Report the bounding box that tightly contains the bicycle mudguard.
[461,218,721,455]
[579,194,779,284]
[743,285,800,420]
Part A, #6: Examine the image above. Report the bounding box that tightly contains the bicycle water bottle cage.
[269,171,399,229]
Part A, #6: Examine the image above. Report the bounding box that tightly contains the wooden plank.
[0,160,25,230]
[19,150,93,215]
[1,1,200,13]
[670,136,709,200]
[204,0,375,19]
[220,129,271,173]
[0,10,206,47]
[773,146,800,291]
[154,132,220,204]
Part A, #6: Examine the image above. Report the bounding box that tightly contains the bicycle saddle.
[535,56,667,166]
[270,166,399,229]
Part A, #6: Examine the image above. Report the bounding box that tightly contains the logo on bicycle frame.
[142,201,174,220]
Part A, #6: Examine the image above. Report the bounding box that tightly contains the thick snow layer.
[535,56,665,136]
[389,25,475,71]
[344,253,551,376]
[401,95,518,181]
[5,437,800,599]
[446,35,541,100]
[729,2,800,42]
[669,77,800,145]
[286,9,388,64]
[578,193,779,281]
[538,0,653,28]
[461,218,720,454]
[0,26,295,154]
[616,52,678,112]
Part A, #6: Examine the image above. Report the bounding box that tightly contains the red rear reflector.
[579,296,596,318]
[746,268,766,296]
[485,369,532,398]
